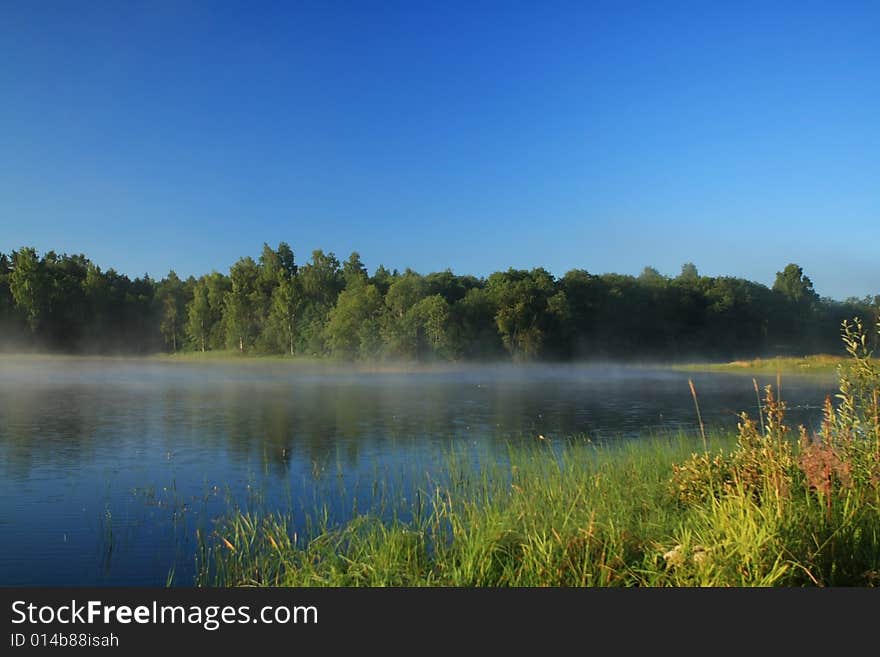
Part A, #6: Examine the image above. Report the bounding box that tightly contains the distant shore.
[2,349,872,375]
[0,350,498,374]
[671,354,876,375]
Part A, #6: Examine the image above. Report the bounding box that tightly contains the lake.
[0,356,839,586]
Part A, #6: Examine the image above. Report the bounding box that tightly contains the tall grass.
[197,320,880,587]
[197,434,704,586]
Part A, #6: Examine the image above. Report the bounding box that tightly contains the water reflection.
[0,358,838,585]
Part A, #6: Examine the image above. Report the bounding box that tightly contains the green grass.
[152,349,323,363]
[151,350,469,373]
[195,430,880,587]
[673,354,866,375]
[0,350,434,374]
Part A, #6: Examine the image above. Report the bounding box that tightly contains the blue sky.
[1,1,877,300]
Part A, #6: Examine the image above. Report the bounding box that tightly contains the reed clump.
[669,384,794,508]
[197,319,880,587]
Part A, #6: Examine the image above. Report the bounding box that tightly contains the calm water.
[0,357,838,586]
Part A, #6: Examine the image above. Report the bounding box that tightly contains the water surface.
[0,357,837,585]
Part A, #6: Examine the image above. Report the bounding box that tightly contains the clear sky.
[1,1,877,300]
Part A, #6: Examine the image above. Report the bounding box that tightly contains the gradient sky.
[1,1,877,300]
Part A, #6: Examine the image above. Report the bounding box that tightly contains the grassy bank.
[674,354,879,375]
[196,428,879,587]
[152,350,322,363]
[194,319,880,587]
[151,350,471,373]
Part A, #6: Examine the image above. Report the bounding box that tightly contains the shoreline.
[0,350,864,375]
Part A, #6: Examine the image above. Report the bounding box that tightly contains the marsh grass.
[198,434,702,586]
[197,320,880,587]
[675,353,878,375]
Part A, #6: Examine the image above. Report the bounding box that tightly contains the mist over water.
[0,356,837,585]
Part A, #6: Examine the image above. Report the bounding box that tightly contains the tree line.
[1,243,877,361]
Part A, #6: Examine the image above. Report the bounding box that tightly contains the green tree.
[382,270,426,358]
[82,262,110,340]
[253,243,299,353]
[424,269,472,304]
[161,295,180,351]
[156,271,186,352]
[186,279,212,352]
[9,247,48,333]
[0,244,874,361]
[678,262,699,282]
[224,257,260,352]
[325,281,383,359]
[41,252,90,349]
[0,253,16,333]
[773,263,818,306]
[450,287,498,359]
[638,266,666,285]
[300,250,343,308]
[487,268,559,360]
[275,242,297,279]
[269,275,303,355]
[342,252,368,288]
[370,265,394,297]
[411,294,454,359]
[560,269,601,356]
[296,250,343,355]
[203,272,230,349]
[772,263,820,351]
[706,277,773,356]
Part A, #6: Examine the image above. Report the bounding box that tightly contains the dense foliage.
[1,244,877,360]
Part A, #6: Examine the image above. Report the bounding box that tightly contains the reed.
[688,378,707,451]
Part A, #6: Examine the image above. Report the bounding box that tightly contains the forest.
[1,243,877,361]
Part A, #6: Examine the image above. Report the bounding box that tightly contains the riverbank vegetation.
[2,244,878,361]
[195,319,880,587]
[674,354,880,375]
